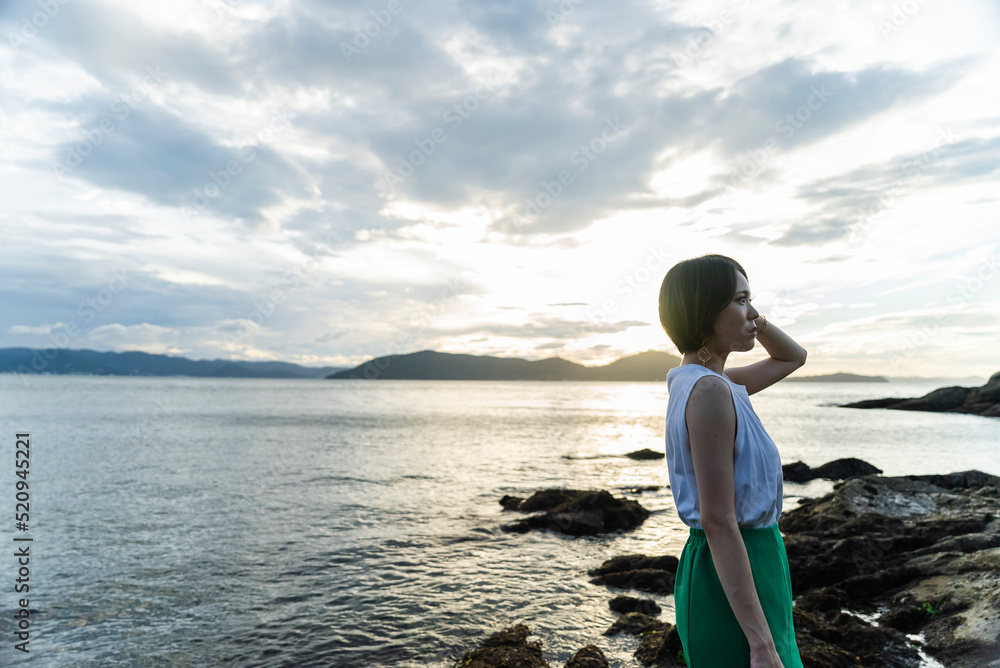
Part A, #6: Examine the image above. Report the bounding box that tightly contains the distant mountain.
[326,349,682,381]
[0,348,346,379]
[784,372,888,383]
[10,345,959,384]
[884,376,989,385]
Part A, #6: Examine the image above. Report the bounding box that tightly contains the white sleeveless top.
[664,364,783,529]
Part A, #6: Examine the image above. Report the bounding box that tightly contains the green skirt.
[673,522,804,667]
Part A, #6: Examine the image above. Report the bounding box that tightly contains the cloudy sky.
[2,0,999,378]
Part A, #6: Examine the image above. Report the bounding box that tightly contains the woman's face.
[710,270,760,353]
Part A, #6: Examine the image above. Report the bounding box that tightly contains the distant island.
[0,347,345,379]
[326,349,682,381]
[3,346,972,384]
[327,350,896,382]
[840,371,1000,418]
[784,372,887,382]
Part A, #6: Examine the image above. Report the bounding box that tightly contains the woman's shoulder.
[686,373,735,412]
[670,364,733,383]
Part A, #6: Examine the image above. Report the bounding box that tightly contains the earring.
[697,338,712,365]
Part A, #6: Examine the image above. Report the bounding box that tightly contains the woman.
[659,254,807,668]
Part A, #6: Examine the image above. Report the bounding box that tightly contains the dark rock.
[564,644,609,668]
[588,554,678,594]
[812,458,883,481]
[500,490,650,536]
[894,386,970,412]
[782,458,882,482]
[499,494,524,510]
[634,625,684,667]
[454,623,550,667]
[794,586,849,616]
[982,403,1000,417]
[779,470,1000,666]
[790,608,872,667]
[572,470,1000,666]
[836,564,926,600]
[880,603,932,633]
[603,611,666,637]
[807,609,922,667]
[599,612,684,666]
[901,528,1000,558]
[839,397,901,409]
[783,460,813,482]
[589,554,679,576]
[839,373,1000,417]
[902,470,1000,491]
[519,489,594,512]
[589,568,675,595]
[609,595,661,616]
[625,448,664,460]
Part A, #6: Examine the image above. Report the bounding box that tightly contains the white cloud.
[2,0,1000,377]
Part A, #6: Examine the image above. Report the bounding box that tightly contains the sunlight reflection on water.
[2,376,995,666]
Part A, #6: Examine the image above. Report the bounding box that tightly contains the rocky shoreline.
[454,465,1000,667]
[840,371,1000,418]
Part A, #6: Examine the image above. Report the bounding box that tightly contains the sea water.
[1,375,997,667]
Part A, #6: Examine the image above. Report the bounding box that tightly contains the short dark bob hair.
[658,254,748,354]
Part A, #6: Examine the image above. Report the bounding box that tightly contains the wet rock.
[879,598,936,633]
[589,554,679,575]
[589,568,675,595]
[608,595,661,616]
[889,557,1000,667]
[840,372,1000,417]
[782,457,882,483]
[790,608,869,667]
[500,490,650,536]
[633,625,683,667]
[454,623,550,667]
[576,469,1000,665]
[625,448,665,460]
[598,612,683,667]
[793,586,849,615]
[500,489,593,512]
[903,469,1000,491]
[568,470,1000,666]
[783,460,813,482]
[780,470,1000,667]
[603,611,665,637]
[587,554,678,595]
[564,644,609,668]
[499,494,523,510]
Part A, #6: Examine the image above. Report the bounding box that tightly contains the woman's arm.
[725,318,807,395]
[686,375,779,653]
[754,315,807,364]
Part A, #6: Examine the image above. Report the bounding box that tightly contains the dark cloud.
[21,0,977,242]
[47,105,308,227]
